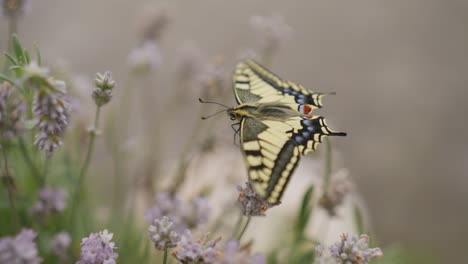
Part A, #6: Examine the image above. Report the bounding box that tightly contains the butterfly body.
[230,60,346,204]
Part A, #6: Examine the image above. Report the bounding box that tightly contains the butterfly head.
[227,109,239,121]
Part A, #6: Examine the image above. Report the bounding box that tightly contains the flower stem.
[231,210,243,238]
[1,145,19,228]
[70,106,101,224]
[163,249,168,264]
[323,137,333,192]
[237,216,252,241]
[42,157,50,187]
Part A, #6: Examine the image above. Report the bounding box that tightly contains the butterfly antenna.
[199,98,230,109]
[201,109,227,120]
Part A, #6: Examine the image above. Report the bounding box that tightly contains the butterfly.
[201,59,346,204]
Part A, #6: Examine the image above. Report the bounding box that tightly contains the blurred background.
[1,0,467,262]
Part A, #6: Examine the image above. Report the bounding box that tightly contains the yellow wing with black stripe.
[240,115,346,204]
[233,59,330,115]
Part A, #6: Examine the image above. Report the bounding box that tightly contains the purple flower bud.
[148,216,180,250]
[49,232,71,257]
[77,230,118,264]
[32,187,67,215]
[0,228,42,264]
[329,234,383,264]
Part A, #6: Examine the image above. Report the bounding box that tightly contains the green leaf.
[0,74,16,85]
[24,49,31,64]
[267,250,279,264]
[11,34,25,65]
[4,52,18,66]
[292,250,315,264]
[354,205,365,235]
[294,185,314,241]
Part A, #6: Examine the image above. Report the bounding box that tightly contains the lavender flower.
[237,183,272,217]
[148,216,180,250]
[182,196,211,229]
[216,240,265,264]
[319,172,352,216]
[197,60,227,98]
[175,43,204,84]
[93,71,115,107]
[0,228,42,264]
[136,4,170,41]
[249,14,292,62]
[145,192,210,232]
[175,230,220,264]
[49,232,71,257]
[1,0,31,17]
[329,234,383,264]
[32,187,67,215]
[128,41,163,72]
[33,79,70,157]
[144,192,181,223]
[77,230,118,264]
[0,82,26,139]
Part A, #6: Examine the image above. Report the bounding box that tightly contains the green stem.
[42,157,50,187]
[70,106,101,224]
[1,145,19,228]
[236,216,251,241]
[323,137,333,192]
[18,137,41,185]
[163,249,168,264]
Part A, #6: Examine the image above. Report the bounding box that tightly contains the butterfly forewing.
[233,60,328,110]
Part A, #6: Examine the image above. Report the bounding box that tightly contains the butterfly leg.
[231,123,241,147]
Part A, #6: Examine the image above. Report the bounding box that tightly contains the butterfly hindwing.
[240,117,301,204]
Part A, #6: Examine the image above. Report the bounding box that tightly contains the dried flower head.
[93,71,115,107]
[33,79,71,157]
[1,0,31,17]
[319,170,352,216]
[77,230,118,264]
[175,230,220,264]
[329,234,383,264]
[128,41,163,73]
[32,187,67,215]
[0,82,26,139]
[0,228,42,264]
[49,232,71,257]
[148,216,180,250]
[237,182,273,217]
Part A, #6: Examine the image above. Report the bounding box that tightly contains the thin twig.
[237,216,251,241]
[70,106,101,225]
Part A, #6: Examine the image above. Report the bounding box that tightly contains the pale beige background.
[1,0,467,262]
